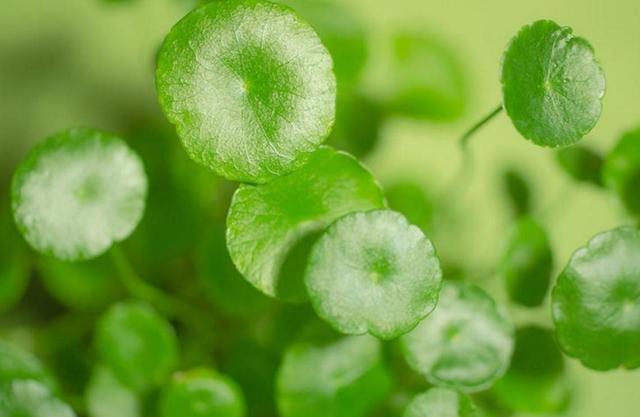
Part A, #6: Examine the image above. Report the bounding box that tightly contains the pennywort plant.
[6,0,640,416]
[461,19,605,147]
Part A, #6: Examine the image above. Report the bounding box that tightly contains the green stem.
[459,105,503,147]
[109,245,214,342]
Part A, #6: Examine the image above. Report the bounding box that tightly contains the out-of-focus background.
[1,0,639,416]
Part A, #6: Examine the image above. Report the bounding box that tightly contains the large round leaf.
[305,210,442,340]
[226,146,385,301]
[156,0,336,183]
[401,281,514,392]
[552,226,640,370]
[11,128,147,261]
[501,20,605,147]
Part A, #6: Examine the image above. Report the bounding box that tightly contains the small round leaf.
[501,217,553,307]
[226,146,385,301]
[11,128,147,261]
[401,281,515,392]
[603,128,640,219]
[0,380,75,417]
[96,302,179,392]
[501,169,532,218]
[501,20,605,147]
[403,388,479,417]
[551,226,640,370]
[276,326,391,417]
[156,0,336,183]
[160,368,246,417]
[305,209,442,339]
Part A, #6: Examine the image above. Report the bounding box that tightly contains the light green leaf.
[403,388,479,417]
[551,226,640,370]
[226,146,385,301]
[501,217,553,307]
[160,368,246,417]
[156,0,336,183]
[501,20,605,147]
[96,302,179,392]
[0,379,75,417]
[86,366,140,417]
[11,128,147,261]
[276,325,391,417]
[401,281,514,392]
[306,210,442,339]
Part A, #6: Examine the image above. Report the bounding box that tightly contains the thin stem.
[459,105,503,147]
[109,245,216,345]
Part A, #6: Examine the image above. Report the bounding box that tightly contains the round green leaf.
[11,128,147,261]
[276,326,391,417]
[328,92,384,158]
[0,380,75,417]
[38,255,123,311]
[160,368,246,417]
[305,209,442,339]
[86,366,140,417]
[156,0,336,183]
[501,217,553,307]
[226,146,385,301]
[556,144,604,186]
[390,32,467,121]
[551,226,640,370]
[96,302,179,392]
[501,20,605,147]
[385,182,434,233]
[276,0,367,86]
[492,326,571,414]
[401,281,515,392]
[0,341,57,391]
[603,128,640,218]
[403,388,479,417]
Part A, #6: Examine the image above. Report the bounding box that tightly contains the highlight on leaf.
[401,281,515,392]
[551,226,640,370]
[226,146,386,302]
[11,128,147,261]
[156,0,336,183]
[85,366,140,417]
[0,379,75,417]
[305,209,442,340]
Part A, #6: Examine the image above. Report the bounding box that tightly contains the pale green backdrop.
[0,0,639,416]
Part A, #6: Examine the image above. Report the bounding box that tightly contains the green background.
[1,0,639,415]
